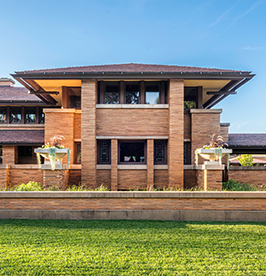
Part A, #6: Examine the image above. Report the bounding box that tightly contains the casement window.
[98,81,167,104]
[0,107,7,123]
[154,140,167,164]
[119,140,146,164]
[0,146,2,164]
[25,107,36,123]
[184,87,198,109]
[97,140,111,164]
[184,142,191,165]
[68,88,81,109]
[74,142,81,164]
[11,107,22,123]
[126,83,140,104]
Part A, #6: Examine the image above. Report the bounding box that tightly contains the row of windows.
[0,107,45,124]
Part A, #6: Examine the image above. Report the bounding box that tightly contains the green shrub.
[67,183,110,191]
[237,154,254,166]
[222,179,256,191]
[15,181,43,191]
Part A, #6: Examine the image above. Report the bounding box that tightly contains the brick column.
[168,79,184,189]
[81,80,97,187]
[2,146,17,164]
[111,139,118,191]
[147,139,154,190]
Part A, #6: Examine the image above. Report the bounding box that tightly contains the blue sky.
[0,0,265,133]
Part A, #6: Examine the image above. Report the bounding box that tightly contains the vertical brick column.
[168,79,184,189]
[111,139,118,191]
[81,80,97,187]
[147,139,154,190]
[2,146,17,164]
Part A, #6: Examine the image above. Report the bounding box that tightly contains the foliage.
[222,179,256,191]
[67,183,110,191]
[0,219,266,275]
[14,181,43,191]
[203,134,228,149]
[43,135,65,149]
[184,100,196,109]
[237,154,254,166]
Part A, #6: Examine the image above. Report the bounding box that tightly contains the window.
[145,82,160,104]
[119,141,145,164]
[75,142,81,164]
[97,140,111,164]
[11,107,22,123]
[25,107,36,123]
[126,84,139,104]
[68,87,81,109]
[184,142,191,165]
[0,146,2,164]
[105,82,120,104]
[39,107,45,123]
[0,107,7,123]
[184,87,198,109]
[154,140,167,164]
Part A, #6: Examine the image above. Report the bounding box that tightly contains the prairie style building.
[0,64,254,190]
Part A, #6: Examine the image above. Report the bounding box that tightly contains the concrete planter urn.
[195,148,232,166]
[34,148,70,170]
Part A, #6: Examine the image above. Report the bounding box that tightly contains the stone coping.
[96,104,168,109]
[96,136,168,140]
[190,109,222,114]
[1,191,266,199]
[43,108,81,113]
[229,166,266,170]
[0,124,44,129]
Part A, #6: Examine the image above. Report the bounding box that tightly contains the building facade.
[0,64,254,190]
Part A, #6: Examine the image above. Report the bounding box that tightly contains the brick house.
[0,64,255,190]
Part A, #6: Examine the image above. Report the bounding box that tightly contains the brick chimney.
[0,77,15,87]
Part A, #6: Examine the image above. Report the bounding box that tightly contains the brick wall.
[9,168,43,187]
[118,170,147,190]
[81,80,97,187]
[184,169,196,189]
[97,170,111,189]
[44,109,75,164]
[96,108,168,136]
[147,139,154,190]
[168,79,184,189]
[0,167,8,189]
[69,169,81,186]
[229,167,266,188]
[2,146,17,164]
[191,110,221,164]
[74,113,81,140]
[220,125,229,142]
[1,192,266,211]
[154,170,168,190]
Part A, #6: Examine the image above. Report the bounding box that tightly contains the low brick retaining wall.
[0,191,266,221]
[228,167,266,187]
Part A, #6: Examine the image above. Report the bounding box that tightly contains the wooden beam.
[206,91,237,95]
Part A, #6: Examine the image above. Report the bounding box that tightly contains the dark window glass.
[184,87,198,109]
[120,141,145,163]
[98,140,111,164]
[146,83,160,104]
[40,108,45,123]
[25,107,36,123]
[0,145,2,164]
[154,140,167,164]
[126,84,139,104]
[105,83,119,104]
[11,107,21,123]
[0,107,7,123]
[184,142,191,165]
[76,143,81,164]
[68,87,81,109]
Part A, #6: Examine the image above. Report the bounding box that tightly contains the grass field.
[0,219,265,275]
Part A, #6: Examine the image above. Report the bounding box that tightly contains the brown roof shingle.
[0,130,44,144]
[0,86,43,102]
[228,134,266,147]
[15,63,251,74]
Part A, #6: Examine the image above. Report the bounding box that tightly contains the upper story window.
[25,107,36,123]
[184,87,198,109]
[145,82,160,104]
[68,87,81,109]
[11,107,22,123]
[0,107,7,123]
[98,81,167,104]
[105,82,120,104]
[126,84,139,104]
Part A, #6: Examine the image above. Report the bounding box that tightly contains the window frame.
[97,140,111,164]
[154,140,167,164]
[118,140,147,165]
[74,142,81,164]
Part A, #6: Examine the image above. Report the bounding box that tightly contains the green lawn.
[0,220,265,275]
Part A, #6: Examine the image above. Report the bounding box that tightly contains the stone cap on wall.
[190,109,222,114]
[229,166,266,170]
